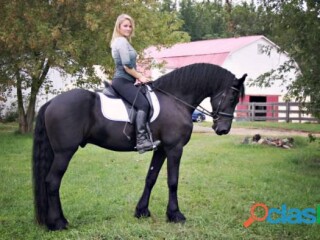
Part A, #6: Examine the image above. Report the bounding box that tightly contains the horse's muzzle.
[212,122,231,135]
[214,127,230,135]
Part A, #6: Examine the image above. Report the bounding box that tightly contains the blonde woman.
[110,14,160,154]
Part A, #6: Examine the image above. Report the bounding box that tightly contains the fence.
[235,102,319,122]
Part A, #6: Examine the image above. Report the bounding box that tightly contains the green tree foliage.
[160,0,178,12]
[178,0,268,40]
[0,0,189,133]
[231,2,271,37]
[179,0,228,40]
[254,0,320,117]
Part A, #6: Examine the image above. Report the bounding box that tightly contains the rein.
[150,80,240,122]
[150,83,222,120]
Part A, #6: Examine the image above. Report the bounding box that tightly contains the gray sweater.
[111,37,137,82]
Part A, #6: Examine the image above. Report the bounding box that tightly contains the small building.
[144,35,298,121]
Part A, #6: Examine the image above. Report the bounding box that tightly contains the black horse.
[32,63,246,230]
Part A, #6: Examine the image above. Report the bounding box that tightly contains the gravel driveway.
[193,125,320,137]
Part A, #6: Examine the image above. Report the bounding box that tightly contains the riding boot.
[135,110,161,154]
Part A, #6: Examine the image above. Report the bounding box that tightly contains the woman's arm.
[124,66,150,83]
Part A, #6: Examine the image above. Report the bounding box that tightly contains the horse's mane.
[152,63,244,99]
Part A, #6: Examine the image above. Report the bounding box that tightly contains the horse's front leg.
[135,147,166,218]
[166,147,186,223]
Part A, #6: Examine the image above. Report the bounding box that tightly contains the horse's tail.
[32,101,53,225]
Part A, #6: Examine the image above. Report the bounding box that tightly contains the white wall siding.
[223,39,295,96]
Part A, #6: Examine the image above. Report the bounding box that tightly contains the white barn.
[143,35,299,121]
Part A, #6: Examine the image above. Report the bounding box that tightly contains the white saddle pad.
[97,86,160,123]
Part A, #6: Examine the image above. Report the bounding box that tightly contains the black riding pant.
[112,77,149,113]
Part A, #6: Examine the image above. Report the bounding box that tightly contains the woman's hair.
[110,14,135,46]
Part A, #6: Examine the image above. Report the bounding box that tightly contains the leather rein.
[149,82,240,122]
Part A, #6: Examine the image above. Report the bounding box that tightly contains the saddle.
[98,81,160,124]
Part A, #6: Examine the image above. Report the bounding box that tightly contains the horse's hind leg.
[45,149,76,230]
[135,147,166,218]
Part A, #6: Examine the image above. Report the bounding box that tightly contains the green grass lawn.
[0,123,319,239]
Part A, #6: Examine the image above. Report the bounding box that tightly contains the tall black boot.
[135,110,161,154]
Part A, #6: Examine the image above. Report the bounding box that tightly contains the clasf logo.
[244,203,320,228]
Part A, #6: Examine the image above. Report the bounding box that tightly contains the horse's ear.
[233,74,247,87]
[239,74,247,84]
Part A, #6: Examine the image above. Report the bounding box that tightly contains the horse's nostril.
[214,127,229,135]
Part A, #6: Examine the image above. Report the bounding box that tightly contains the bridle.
[210,86,240,122]
[150,82,241,122]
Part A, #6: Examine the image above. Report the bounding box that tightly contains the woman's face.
[119,19,133,38]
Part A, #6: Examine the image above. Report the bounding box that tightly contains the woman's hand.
[135,75,150,85]
[137,75,150,83]
[123,66,151,84]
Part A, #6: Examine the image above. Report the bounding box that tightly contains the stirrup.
[136,140,161,154]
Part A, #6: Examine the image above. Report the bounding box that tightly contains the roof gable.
[146,35,266,59]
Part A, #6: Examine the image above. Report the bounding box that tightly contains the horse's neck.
[155,67,230,108]
[170,80,214,108]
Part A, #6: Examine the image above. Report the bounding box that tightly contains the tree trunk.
[16,73,28,133]
[26,59,51,133]
[16,59,50,134]
[225,0,235,35]
[26,94,37,133]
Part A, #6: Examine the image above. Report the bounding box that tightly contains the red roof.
[144,35,265,68]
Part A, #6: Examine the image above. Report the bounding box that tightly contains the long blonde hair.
[110,14,135,47]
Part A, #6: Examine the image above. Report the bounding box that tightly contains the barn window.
[257,44,264,55]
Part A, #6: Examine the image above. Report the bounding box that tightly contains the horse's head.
[211,74,247,135]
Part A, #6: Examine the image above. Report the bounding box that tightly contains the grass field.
[0,123,320,239]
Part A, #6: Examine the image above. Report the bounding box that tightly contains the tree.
[253,0,320,117]
[178,0,272,40]
[160,0,178,12]
[179,0,228,41]
[0,0,189,133]
[231,2,271,37]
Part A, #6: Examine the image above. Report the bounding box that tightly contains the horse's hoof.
[135,207,151,218]
[167,211,186,223]
[47,219,68,231]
